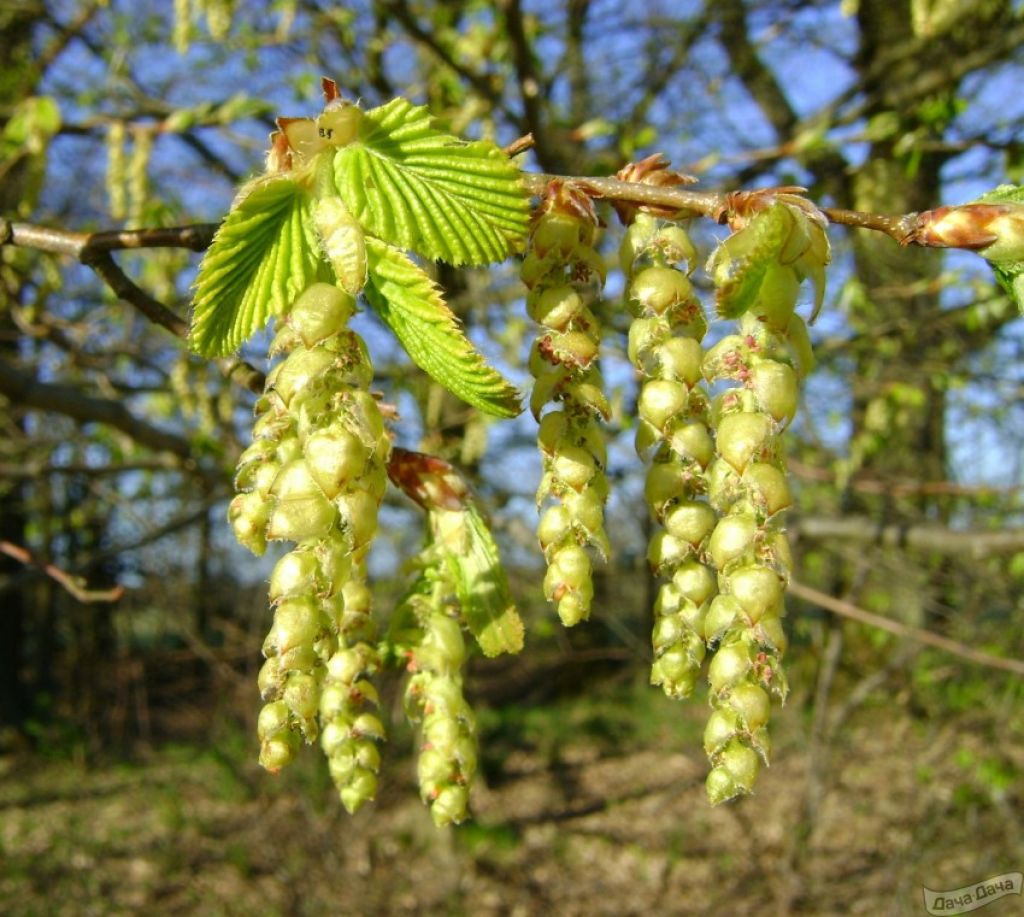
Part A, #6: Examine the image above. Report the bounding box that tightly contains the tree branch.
[0,358,217,477]
[0,540,124,604]
[792,515,1024,557]
[789,580,1024,678]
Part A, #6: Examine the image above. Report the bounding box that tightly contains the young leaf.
[709,205,791,319]
[333,98,529,266]
[189,178,326,356]
[432,507,524,657]
[364,237,522,418]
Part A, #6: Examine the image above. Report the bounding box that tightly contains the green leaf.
[189,178,326,356]
[977,183,1024,205]
[334,98,529,266]
[709,205,791,319]
[432,506,524,657]
[364,237,521,417]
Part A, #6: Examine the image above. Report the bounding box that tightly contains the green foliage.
[364,238,521,418]
[189,178,327,356]
[431,505,524,657]
[334,97,530,266]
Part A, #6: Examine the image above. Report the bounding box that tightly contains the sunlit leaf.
[364,237,521,417]
[334,98,529,265]
[189,178,327,356]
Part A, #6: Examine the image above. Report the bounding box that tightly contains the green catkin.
[105,121,127,220]
[231,282,391,813]
[621,211,715,699]
[173,0,193,53]
[127,127,153,229]
[405,597,477,827]
[523,181,609,627]
[201,0,233,41]
[700,199,829,804]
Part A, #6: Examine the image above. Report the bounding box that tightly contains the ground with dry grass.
[2,662,1022,917]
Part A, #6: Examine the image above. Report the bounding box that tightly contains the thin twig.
[789,579,1024,677]
[0,540,124,604]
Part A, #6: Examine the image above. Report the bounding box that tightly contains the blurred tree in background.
[1,1,1023,913]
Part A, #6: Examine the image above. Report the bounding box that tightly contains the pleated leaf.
[189,178,325,356]
[708,205,792,319]
[364,237,522,417]
[432,506,524,657]
[334,98,529,266]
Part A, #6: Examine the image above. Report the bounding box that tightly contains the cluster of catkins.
[697,198,827,802]
[608,164,829,803]
[229,282,391,812]
[522,181,610,626]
